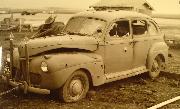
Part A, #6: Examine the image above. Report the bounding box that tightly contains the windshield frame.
[63,16,107,36]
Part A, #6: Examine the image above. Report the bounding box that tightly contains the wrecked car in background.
[0,16,33,32]
[0,17,22,31]
[2,10,168,102]
[21,11,38,16]
[165,34,180,47]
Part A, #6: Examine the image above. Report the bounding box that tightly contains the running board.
[105,66,148,83]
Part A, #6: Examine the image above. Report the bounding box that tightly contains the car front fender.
[40,60,106,90]
[29,53,100,73]
[29,53,106,89]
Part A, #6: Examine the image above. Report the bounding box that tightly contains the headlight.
[41,61,48,72]
[6,53,10,63]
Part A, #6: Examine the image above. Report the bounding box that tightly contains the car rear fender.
[147,42,168,70]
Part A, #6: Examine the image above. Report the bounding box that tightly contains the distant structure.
[0,10,7,14]
[0,8,9,14]
[21,11,37,15]
[42,7,82,14]
[90,0,154,15]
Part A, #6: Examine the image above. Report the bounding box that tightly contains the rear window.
[132,20,147,35]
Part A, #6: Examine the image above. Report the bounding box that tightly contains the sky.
[0,0,180,14]
[148,0,180,14]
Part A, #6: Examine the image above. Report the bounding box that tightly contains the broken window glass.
[64,17,106,36]
[109,21,130,38]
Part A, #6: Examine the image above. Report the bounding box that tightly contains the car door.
[131,18,151,68]
[104,19,133,74]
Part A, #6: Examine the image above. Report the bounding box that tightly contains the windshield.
[64,17,106,36]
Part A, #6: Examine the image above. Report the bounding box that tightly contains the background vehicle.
[21,11,37,15]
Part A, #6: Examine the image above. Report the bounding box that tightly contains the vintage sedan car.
[2,10,168,102]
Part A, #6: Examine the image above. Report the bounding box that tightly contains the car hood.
[18,35,100,57]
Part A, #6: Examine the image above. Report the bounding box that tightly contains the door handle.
[129,40,138,45]
[124,47,127,52]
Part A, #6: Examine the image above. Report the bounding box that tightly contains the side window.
[109,20,130,38]
[148,21,159,35]
[132,20,147,35]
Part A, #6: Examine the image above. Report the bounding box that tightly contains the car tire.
[149,56,163,78]
[59,70,89,102]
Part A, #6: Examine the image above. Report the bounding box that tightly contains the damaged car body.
[2,10,168,102]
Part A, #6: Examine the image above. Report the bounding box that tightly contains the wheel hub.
[69,79,83,96]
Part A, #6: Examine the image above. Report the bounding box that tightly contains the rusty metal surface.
[18,35,100,57]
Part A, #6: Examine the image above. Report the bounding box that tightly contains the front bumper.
[1,75,50,95]
[3,34,50,95]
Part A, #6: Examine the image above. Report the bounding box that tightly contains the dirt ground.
[0,31,180,109]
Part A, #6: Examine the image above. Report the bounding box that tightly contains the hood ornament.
[24,37,29,44]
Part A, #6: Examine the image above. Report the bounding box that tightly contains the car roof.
[72,10,151,22]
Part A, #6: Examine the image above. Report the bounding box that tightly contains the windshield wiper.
[67,31,76,35]
[76,33,87,36]
[67,31,87,36]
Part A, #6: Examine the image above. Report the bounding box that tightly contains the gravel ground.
[0,31,180,109]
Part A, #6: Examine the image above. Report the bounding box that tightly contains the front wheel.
[149,56,164,78]
[60,70,89,102]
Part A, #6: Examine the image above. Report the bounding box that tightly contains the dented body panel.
[18,35,100,57]
[28,53,105,89]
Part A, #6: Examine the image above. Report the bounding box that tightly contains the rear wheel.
[149,56,164,78]
[60,70,89,102]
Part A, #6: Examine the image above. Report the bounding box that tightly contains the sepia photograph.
[0,0,180,108]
